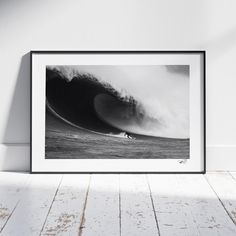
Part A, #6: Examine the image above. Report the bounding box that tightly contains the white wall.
[0,0,236,171]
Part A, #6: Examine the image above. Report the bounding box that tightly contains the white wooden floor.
[0,173,236,236]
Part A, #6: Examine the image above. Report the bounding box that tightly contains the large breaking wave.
[46,66,189,139]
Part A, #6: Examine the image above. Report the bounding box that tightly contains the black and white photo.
[46,65,190,160]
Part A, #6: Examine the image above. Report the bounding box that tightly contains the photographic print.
[31,51,205,173]
[46,65,189,159]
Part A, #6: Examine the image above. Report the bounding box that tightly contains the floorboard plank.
[206,172,236,225]
[40,174,90,235]
[79,175,120,236]
[148,174,236,236]
[1,172,236,236]
[0,172,29,233]
[120,174,159,236]
[1,174,62,236]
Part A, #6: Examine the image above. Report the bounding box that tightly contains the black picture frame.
[30,50,206,174]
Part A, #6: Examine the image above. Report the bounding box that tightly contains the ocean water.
[45,113,189,159]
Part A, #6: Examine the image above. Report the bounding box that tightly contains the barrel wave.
[46,67,158,138]
[46,66,188,139]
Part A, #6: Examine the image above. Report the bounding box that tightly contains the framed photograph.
[31,51,205,173]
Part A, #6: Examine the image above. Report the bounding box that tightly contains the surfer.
[125,132,132,139]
